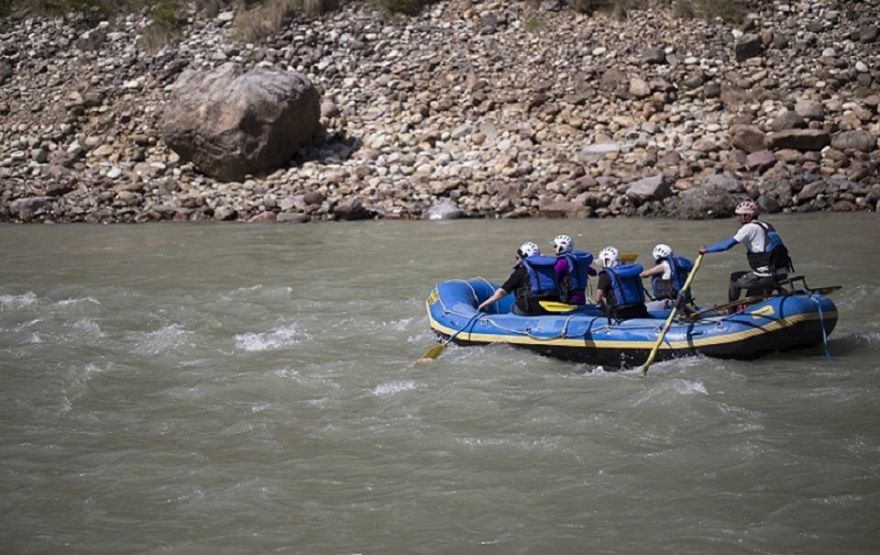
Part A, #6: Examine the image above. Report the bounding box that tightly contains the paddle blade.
[809,285,842,296]
[414,342,448,365]
[620,253,638,263]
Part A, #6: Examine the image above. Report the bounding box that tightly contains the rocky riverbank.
[1,0,878,223]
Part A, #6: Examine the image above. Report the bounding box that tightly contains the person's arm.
[640,264,664,278]
[594,272,608,305]
[477,287,509,311]
[699,237,738,254]
[479,267,523,311]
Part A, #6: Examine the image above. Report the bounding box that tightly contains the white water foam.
[372,380,419,397]
[132,323,195,356]
[0,291,38,311]
[234,324,305,352]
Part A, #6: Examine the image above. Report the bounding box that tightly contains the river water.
[1,214,878,554]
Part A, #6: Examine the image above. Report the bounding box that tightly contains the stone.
[161,62,321,182]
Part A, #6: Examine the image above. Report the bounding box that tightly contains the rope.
[810,295,835,361]
[432,278,668,343]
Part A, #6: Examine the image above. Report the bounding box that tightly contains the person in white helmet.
[549,234,597,305]
[478,241,549,315]
[594,246,649,320]
[699,200,793,302]
[640,243,696,310]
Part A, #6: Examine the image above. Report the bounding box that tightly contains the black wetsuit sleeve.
[501,266,526,293]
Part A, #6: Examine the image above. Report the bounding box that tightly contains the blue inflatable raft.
[424,278,838,368]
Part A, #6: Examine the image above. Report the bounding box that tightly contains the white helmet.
[518,241,541,258]
[735,200,759,216]
[652,244,673,261]
[599,246,619,268]
[551,234,573,255]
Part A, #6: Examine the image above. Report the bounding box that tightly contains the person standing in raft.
[640,243,696,311]
[699,200,794,302]
[594,246,650,320]
[549,234,597,305]
[477,242,549,316]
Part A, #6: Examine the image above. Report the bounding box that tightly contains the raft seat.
[773,275,807,294]
[744,275,806,298]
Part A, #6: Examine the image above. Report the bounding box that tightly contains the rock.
[0,60,11,87]
[161,62,321,182]
[766,129,831,151]
[734,33,763,62]
[768,110,806,131]
[831,130,876,152]
[746,150,776,172]
[730,124,766,153]
[333,197,374,220]
[625,175,671,203]
[10,196,54,219]
[629,77,651,99]
[794,99,825,121]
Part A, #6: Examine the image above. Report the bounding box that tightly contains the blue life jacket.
[605,263,646,308]
[651,256,695,300]
[556,250,594,303]
[519,255,560,298]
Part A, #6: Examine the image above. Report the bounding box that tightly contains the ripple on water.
[234,324,307,352]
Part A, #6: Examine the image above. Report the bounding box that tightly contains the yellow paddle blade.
[539,300,579,313]
[414,342,447,365]
[620,253,638,263]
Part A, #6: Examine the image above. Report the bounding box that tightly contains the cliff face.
[1,0,878,223]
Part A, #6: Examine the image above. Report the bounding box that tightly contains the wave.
[234,324,306,352]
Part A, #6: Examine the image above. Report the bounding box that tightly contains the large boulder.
[161,62,321,182]
[669,174,744,219]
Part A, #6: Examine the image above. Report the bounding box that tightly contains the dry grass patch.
[234,0,331,42]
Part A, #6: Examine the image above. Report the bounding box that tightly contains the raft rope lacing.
[435,278,659,342]
[432,281,838,353]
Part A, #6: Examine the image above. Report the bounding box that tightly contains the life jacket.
[651,256,695,300]
[519,255,560,299]
[746,221,794,273]
[604,263,646,309]
[556,250,594,304]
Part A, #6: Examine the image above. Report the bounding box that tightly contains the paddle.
[806,285,842,296]
[640,253,703,377]
[682,295,771,321]
[415,313,480,365]
[682,285,842,321]
[539,300,580,313]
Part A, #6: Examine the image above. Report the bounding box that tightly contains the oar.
[682,285,842,321]
[806,285,841,296]
[415,313,480,366]
[640,253,704,377]
[682,295,771,321]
